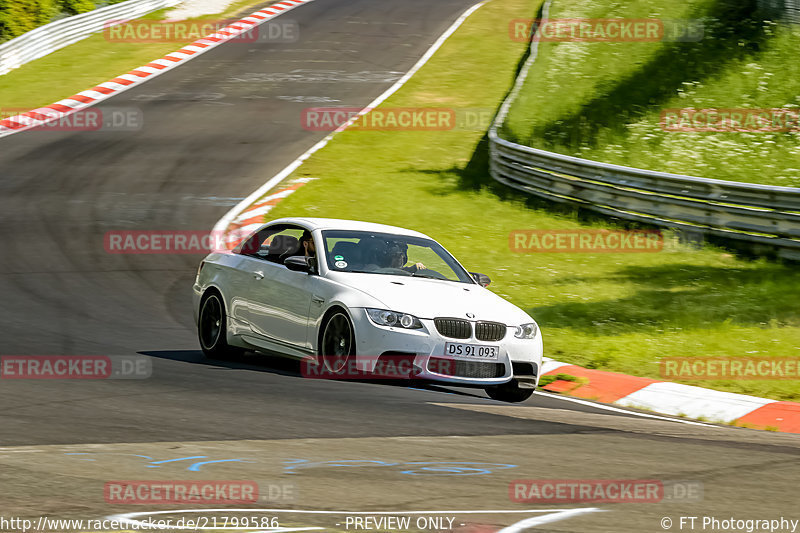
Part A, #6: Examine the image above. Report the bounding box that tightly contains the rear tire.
[198,291,241,359]
[485,379,534,403]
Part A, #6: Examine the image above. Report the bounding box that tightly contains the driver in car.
[300,230,316,258]
[387,241,426,272]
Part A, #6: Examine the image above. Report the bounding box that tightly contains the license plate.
[444,342,499,361]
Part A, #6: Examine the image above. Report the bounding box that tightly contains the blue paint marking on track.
[145,456,208,467]
[64,452,254,471]
[399,462,517,475]
[187,459,256,471]
[66,453,517,475]
[283,459,517,475]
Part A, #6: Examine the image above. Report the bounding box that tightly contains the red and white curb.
[223,177,316,247]
[541,358,800,433]
[0,0,315,137]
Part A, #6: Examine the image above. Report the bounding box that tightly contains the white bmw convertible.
[193,218,542,402]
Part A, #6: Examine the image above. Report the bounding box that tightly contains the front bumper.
[350,308,542,387]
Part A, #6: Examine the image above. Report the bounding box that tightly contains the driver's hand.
[414,262,426,270]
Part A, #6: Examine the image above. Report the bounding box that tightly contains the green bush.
[0,0,56,41]
[0,0,101,41]
[58,0,95,15]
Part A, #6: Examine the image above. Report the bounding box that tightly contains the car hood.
[328,272,532,324]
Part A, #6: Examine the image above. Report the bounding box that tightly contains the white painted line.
[108,508,602,532]
[497,508,604,532]
[533,390,718,428]
[211,0,491,239]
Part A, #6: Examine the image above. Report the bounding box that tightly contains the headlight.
[514,322,538,339]
[366,308,423,329]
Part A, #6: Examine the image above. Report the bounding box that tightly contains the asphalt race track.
[1,1,799,531]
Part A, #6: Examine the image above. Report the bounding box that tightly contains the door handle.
[312,295,324,305]
[254,271,265,280]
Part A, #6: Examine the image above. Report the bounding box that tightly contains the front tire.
[485,379,534,403]
[319,311,355,374]
[198,291,241,359]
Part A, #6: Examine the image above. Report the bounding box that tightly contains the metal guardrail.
[783,0,800,23]
[760,0,800,24]
[488,0,800,260]
[791,0,800,23]
[0,0,180,75]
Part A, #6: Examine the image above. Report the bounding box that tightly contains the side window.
[237,225,306,264]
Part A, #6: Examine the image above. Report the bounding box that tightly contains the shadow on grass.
[411,0,790,262]
[529,263,800,333]
[416,133,676,231]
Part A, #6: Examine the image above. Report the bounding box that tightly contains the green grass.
[0,0,272,111]
[261,0,800,402]
[501,0,800,187]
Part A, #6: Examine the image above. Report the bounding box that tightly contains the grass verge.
[501,0,800,187]
[262,0,800,401]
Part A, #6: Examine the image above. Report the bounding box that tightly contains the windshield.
[321,229,474,283]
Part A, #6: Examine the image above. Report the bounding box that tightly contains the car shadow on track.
[139,350,488,399]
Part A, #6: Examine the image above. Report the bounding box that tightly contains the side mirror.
[470,272,491,287]
[285,255,315,273]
